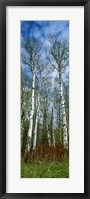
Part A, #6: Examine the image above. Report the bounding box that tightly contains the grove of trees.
[21,27,69,164]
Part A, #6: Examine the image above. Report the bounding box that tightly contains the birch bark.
[33,92,40,150]
[52,106,55,147]
[45,96,51,146]
[27,70,35,150]
[33,80,41,150]
[59,72,68,148]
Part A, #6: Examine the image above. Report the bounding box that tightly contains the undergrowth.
[22,145,69,163]
[21,161,69,178]
[21,145,69,178]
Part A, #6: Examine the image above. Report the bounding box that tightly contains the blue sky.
[21,21,69,84]
[21,21,69,127]
[21,21,69,41]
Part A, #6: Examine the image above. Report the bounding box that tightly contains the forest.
[21,21,69,178]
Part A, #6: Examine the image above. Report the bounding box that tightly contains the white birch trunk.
[45,97,51,146]
[52,130,55,147]
[47,128,51,146]
[51,100,55,146]
[27,70,35,150]
[33,92,40,150]
[59,73,68,148]
[33,81,41,150]
[52,107,55,147]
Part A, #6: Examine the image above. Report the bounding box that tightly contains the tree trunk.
[33,80,41,150]
[51,105,55,146]
[58,104,62,144]
[33,92,40,150]
[45,97,51,146]
[59,72,68,148]
[27,70,35,150]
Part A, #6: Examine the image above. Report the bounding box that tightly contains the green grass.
[21,161,69,178]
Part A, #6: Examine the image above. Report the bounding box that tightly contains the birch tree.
[21,37,41,150]
[51,105,55,147]
[33,88,40,150]
[48,33,69,148]
[21,67,31,156]
[63,80,69,144]
[33,62,49,149]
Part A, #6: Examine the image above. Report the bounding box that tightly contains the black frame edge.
[0,1,6,199]
[88,2,90,199]
[0,0,90,199]
[84,2,88,198]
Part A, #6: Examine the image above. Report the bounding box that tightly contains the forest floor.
[21,161,69,178]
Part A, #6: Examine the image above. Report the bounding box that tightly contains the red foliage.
[23,145,69,163]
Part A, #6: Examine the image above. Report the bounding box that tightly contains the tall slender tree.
[21,37,41,150]
[48,33,69,148]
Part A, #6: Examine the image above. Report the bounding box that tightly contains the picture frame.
[0,0,90,198]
